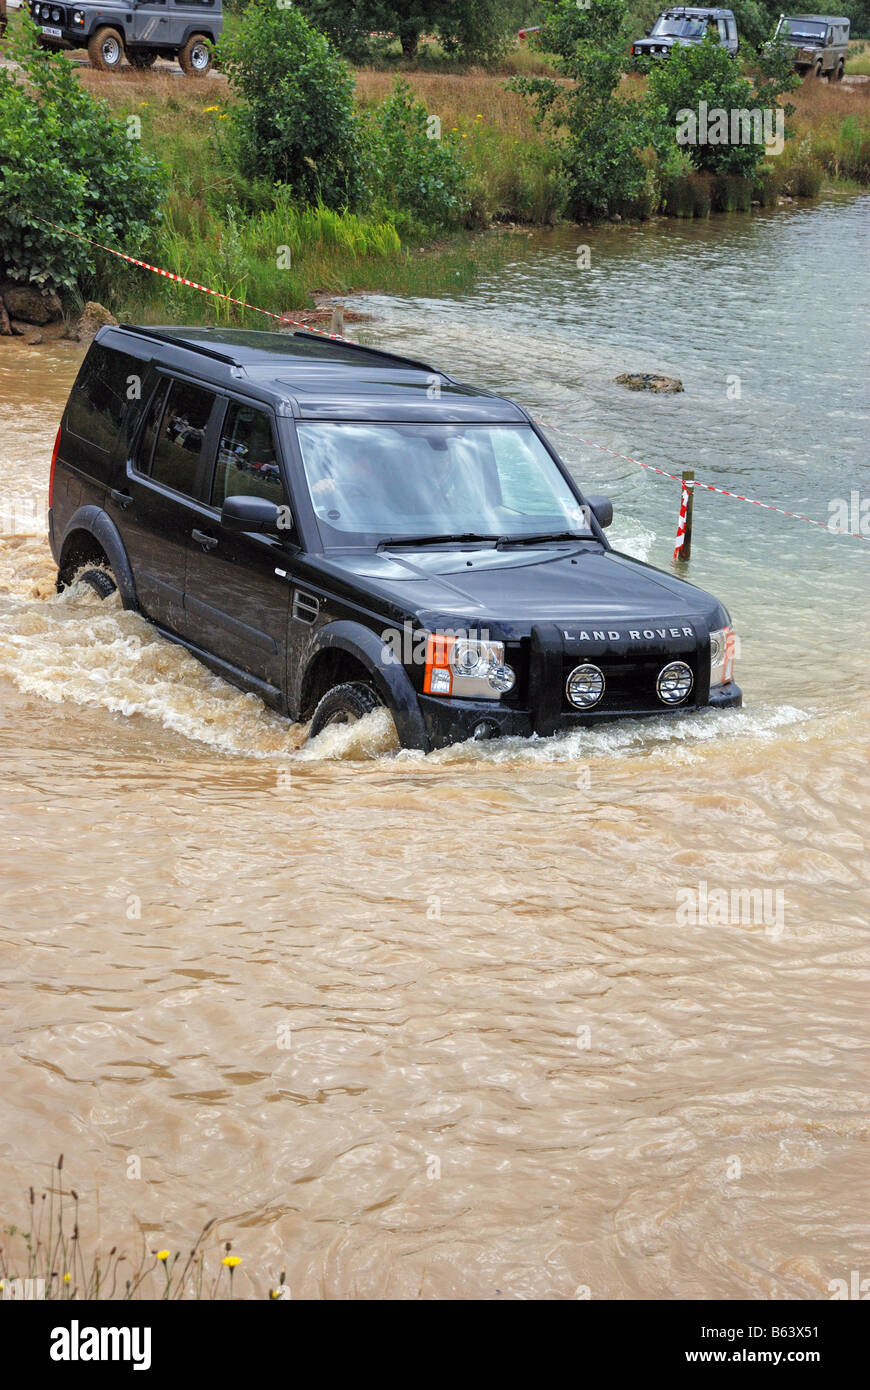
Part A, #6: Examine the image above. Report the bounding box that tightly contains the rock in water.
[615,373,683,394]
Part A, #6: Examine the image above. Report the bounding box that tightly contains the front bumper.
[418,682,743,750]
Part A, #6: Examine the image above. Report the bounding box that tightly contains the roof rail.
[118,324,242,366]
[291,328,440,375]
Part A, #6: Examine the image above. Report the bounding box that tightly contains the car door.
[130,0,169,44]
[120,373,221,636]
[182,396,293,703]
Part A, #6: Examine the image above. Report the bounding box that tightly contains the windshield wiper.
[378,533,504,550]
[496,531,590,548]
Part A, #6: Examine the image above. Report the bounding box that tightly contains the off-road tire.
[830,60,844,82]
[308,682,381,738]
[78,567,117,600]
[178,34,212,76]
[88,27,125,71]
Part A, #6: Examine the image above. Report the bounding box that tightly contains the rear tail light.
[48,424,61,508]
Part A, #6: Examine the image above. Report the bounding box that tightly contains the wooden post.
[682,469,694,562]
[331,304,345,337]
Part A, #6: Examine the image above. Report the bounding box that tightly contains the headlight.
[424,634,515,700]
[709,626,736,687]
[73,8,84,21]
[51,7,61,20]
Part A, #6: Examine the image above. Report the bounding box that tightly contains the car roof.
[658,7,735,16]
[782,14,849,21]
[101,324,527,424]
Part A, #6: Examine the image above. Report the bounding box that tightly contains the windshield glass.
[651,16,708,37]
[295,422,593,547]
[779,19,827,39]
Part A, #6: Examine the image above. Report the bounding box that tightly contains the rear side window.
[212,401,285,509]
[148,379,216,498]
[66,345,141,453]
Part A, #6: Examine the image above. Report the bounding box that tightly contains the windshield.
[295,422,593,547]
[778,19,827,40]
[651,16,708,37]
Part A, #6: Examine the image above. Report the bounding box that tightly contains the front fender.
[300,620,430,752]
[57,505,138,611]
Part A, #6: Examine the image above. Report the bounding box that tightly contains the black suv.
[48,326,741,751]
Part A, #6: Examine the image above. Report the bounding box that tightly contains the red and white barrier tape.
[672,479,691,562]
[539,419,868,543]
[31,219,867,545]
[33,218,351,343]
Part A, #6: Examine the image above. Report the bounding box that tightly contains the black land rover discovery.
[48,326,741,751]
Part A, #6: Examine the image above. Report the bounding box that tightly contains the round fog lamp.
[657,660,693,705]
[566,663,605,710]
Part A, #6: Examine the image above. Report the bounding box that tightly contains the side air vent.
[292,590,320,624]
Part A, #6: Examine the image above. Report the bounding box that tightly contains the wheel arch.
[297,620,429,751]
[57,505,138,610]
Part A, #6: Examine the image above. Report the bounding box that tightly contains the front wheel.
[77,567,117,600]
[178,34,212,76]
[308,682,381,738]
[88,26,125,71]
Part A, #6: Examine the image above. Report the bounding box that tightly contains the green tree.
[513,0,654,218]
[296,0,512,62]
[219,0,366,208]
[0,20,165,296]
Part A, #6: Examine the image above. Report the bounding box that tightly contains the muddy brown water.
[1,198,868,1299]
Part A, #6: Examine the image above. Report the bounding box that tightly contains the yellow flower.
[218,114,228,120]
[204,106,220,113]
[222,1255,241,1268]
[63,1273,71,1283]
[462,134,467,139]
[475,114,483,119]
[157,1250,170,1262]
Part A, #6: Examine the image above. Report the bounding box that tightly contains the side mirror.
[586,495,613,529]
[221,494,286,535]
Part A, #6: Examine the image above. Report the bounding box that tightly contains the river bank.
[3,11,870,330]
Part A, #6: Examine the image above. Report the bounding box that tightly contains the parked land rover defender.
[772,14,849,80]
[27,0,222,74]
[48,326,741,751]
[631,7,739,59]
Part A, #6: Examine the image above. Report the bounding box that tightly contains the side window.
[213,401,285,509]
[67,345,141,452]
[135,377,170,476]
[150,379,216,498]
[726,18,737,41]
[717,18,728,41]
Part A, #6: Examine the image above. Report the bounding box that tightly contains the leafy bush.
[364,79,472,233]
[513,0,655,218]
[219,0,366,209]
[0,21,165,296]
[646,29,795,178]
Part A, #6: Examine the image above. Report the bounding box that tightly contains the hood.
[317,543,729,637]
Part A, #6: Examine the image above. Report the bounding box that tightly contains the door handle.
[111,488,133,509]
[192,528,218,552]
